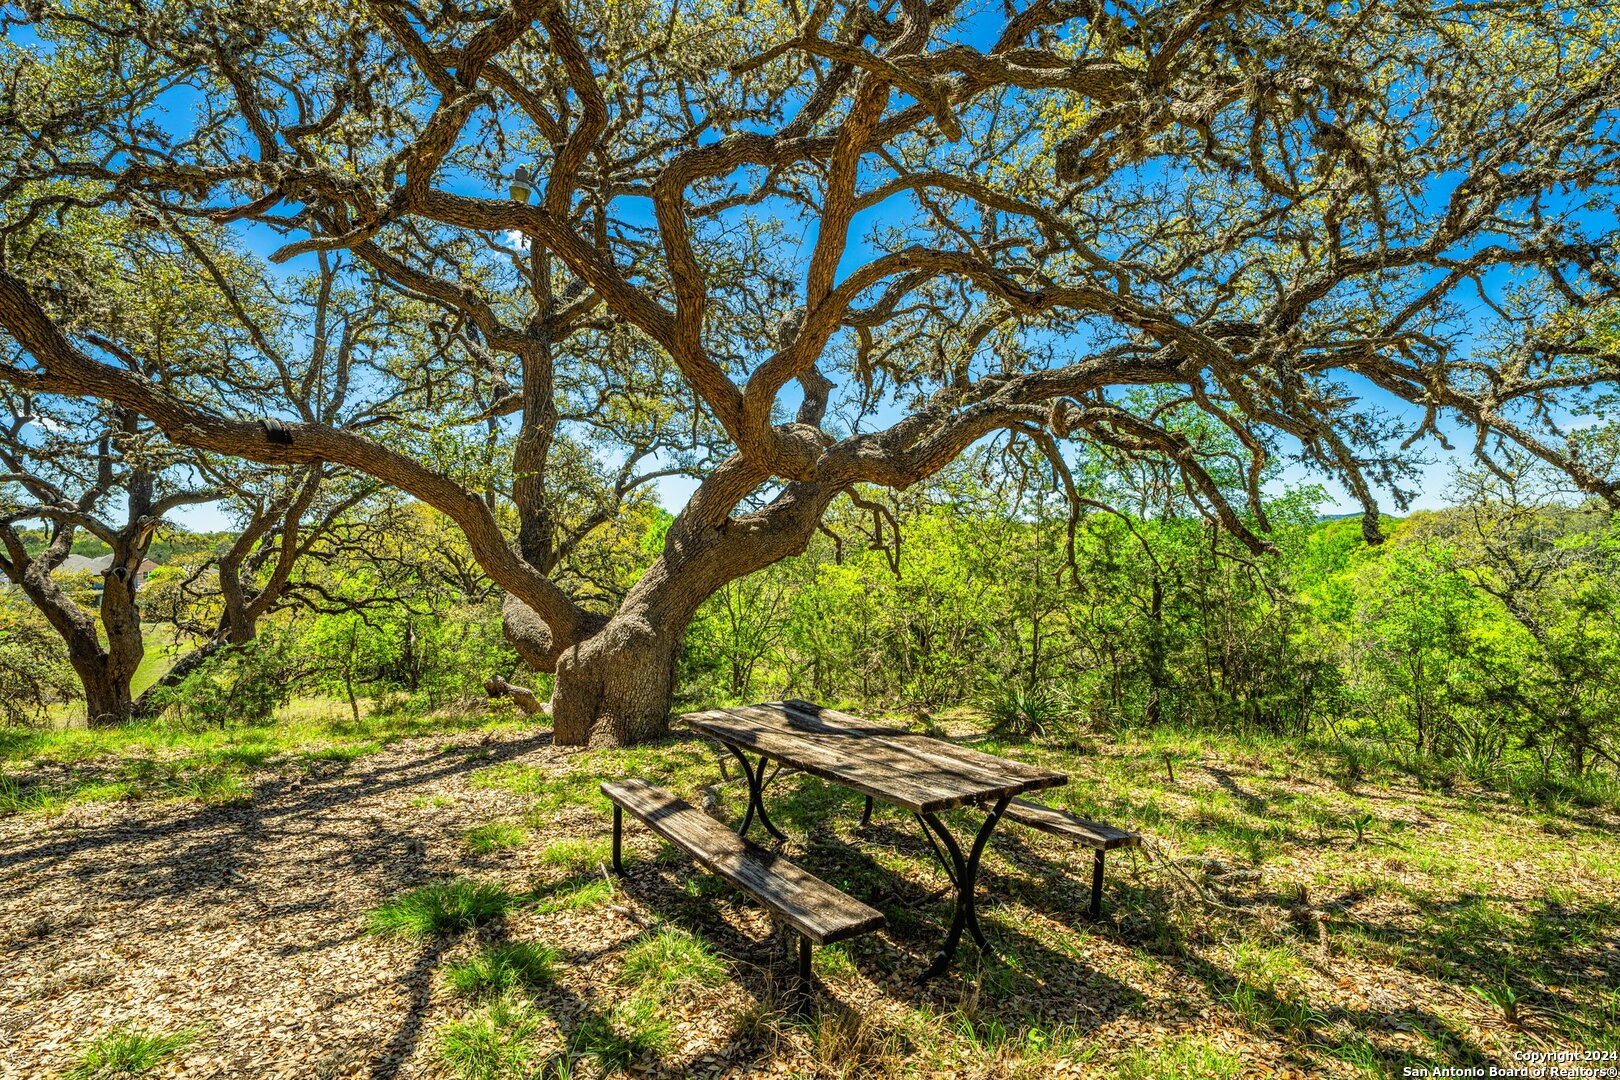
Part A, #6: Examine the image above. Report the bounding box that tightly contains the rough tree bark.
[0,516,155,726]
[504,475,837,745]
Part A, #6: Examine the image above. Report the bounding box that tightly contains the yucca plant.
[982,682,1057,737]
[1471,979,1524,1029]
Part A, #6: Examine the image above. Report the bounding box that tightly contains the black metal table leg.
[1089,849,1105,920]
[860,795,873,826]
[724,743,788,842]
[918,795,1012,980]
[611,805,624,875]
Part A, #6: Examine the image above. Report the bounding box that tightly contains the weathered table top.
[681,699,1067,814]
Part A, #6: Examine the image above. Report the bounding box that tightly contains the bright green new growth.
[535,837,612,871]
[535,877,614,913]
[438,995,544,1080]
[446,941,561,998]
[366,878,513,937]
[1114,1036,1244,1080]
[617,925,727,994]
[66,1027,195,1079]
[571,995,674,1072]
[465,821,529,854]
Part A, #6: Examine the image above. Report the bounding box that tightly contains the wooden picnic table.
[682,699,1067,979]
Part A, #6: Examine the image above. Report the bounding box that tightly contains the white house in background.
[55,554,101,575]
[53,554,159,588]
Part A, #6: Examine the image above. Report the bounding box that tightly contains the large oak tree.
[1,0,1617,744]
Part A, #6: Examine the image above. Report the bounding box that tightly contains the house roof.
[50,554,160,578]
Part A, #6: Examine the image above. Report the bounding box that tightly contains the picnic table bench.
[1004,797,1141,918]
[603,700,1140,987]
[602,778,885,993]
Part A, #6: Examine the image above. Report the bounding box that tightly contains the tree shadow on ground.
[735,774,1145,1013]
[0,730,555,879]
[0,729,555,994]
[1198,763,1271,815]
[363,937,450,1080]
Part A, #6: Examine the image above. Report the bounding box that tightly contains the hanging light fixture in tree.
[508,166,533,204]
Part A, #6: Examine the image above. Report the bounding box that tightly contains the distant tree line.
[680,455,1620,784]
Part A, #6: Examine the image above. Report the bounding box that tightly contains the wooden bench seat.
[602,778,885,991]
[1003,797,1140,918]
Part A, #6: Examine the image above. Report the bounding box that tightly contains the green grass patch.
[446,941,561,998]
[66,1026,195,1079]
[812,943,857,980]
[471,762,610,814]
[618,925,727,994]
[470,763,556,795]
[1113,1035,1244,1080]
[0,698,519,815]
[0,759,250,814]
[0,772,63,814]
[465,821,529,854]
[535,837,612,871]
[367,878,514,937]
[571,994,673,1072]
[535,877,614,913]
[438,994,544,1080]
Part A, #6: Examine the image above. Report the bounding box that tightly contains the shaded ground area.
[2,712,1617,1078]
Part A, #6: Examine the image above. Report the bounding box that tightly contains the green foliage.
[678,467,1620,793]
[982,681,1060,737]
[437,994,544,1080]
[535,877,614,913]
[0,772,55,813]
[366,878,514,937]
[465,821,528,854]
[1470,978,1523,1028]
[144,633,297,728]
[445,941,560,998]
[0,700,512,815]
[66,1027,195,1079]
[570,995,672,1072]
[0,589,77,725]
[535,838,611,871]
[1113,1036,1244,1080]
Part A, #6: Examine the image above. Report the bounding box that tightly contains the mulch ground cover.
[2,720,1615,1079]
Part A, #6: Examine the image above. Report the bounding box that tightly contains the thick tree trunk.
[502,474,838,747]
[551,617,682,747]
[78,657,136,728]
[11,551,144,728]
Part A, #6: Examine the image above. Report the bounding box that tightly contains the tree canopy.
[1,0,1618,743]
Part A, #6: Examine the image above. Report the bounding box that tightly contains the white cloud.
[504,229,530,252]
